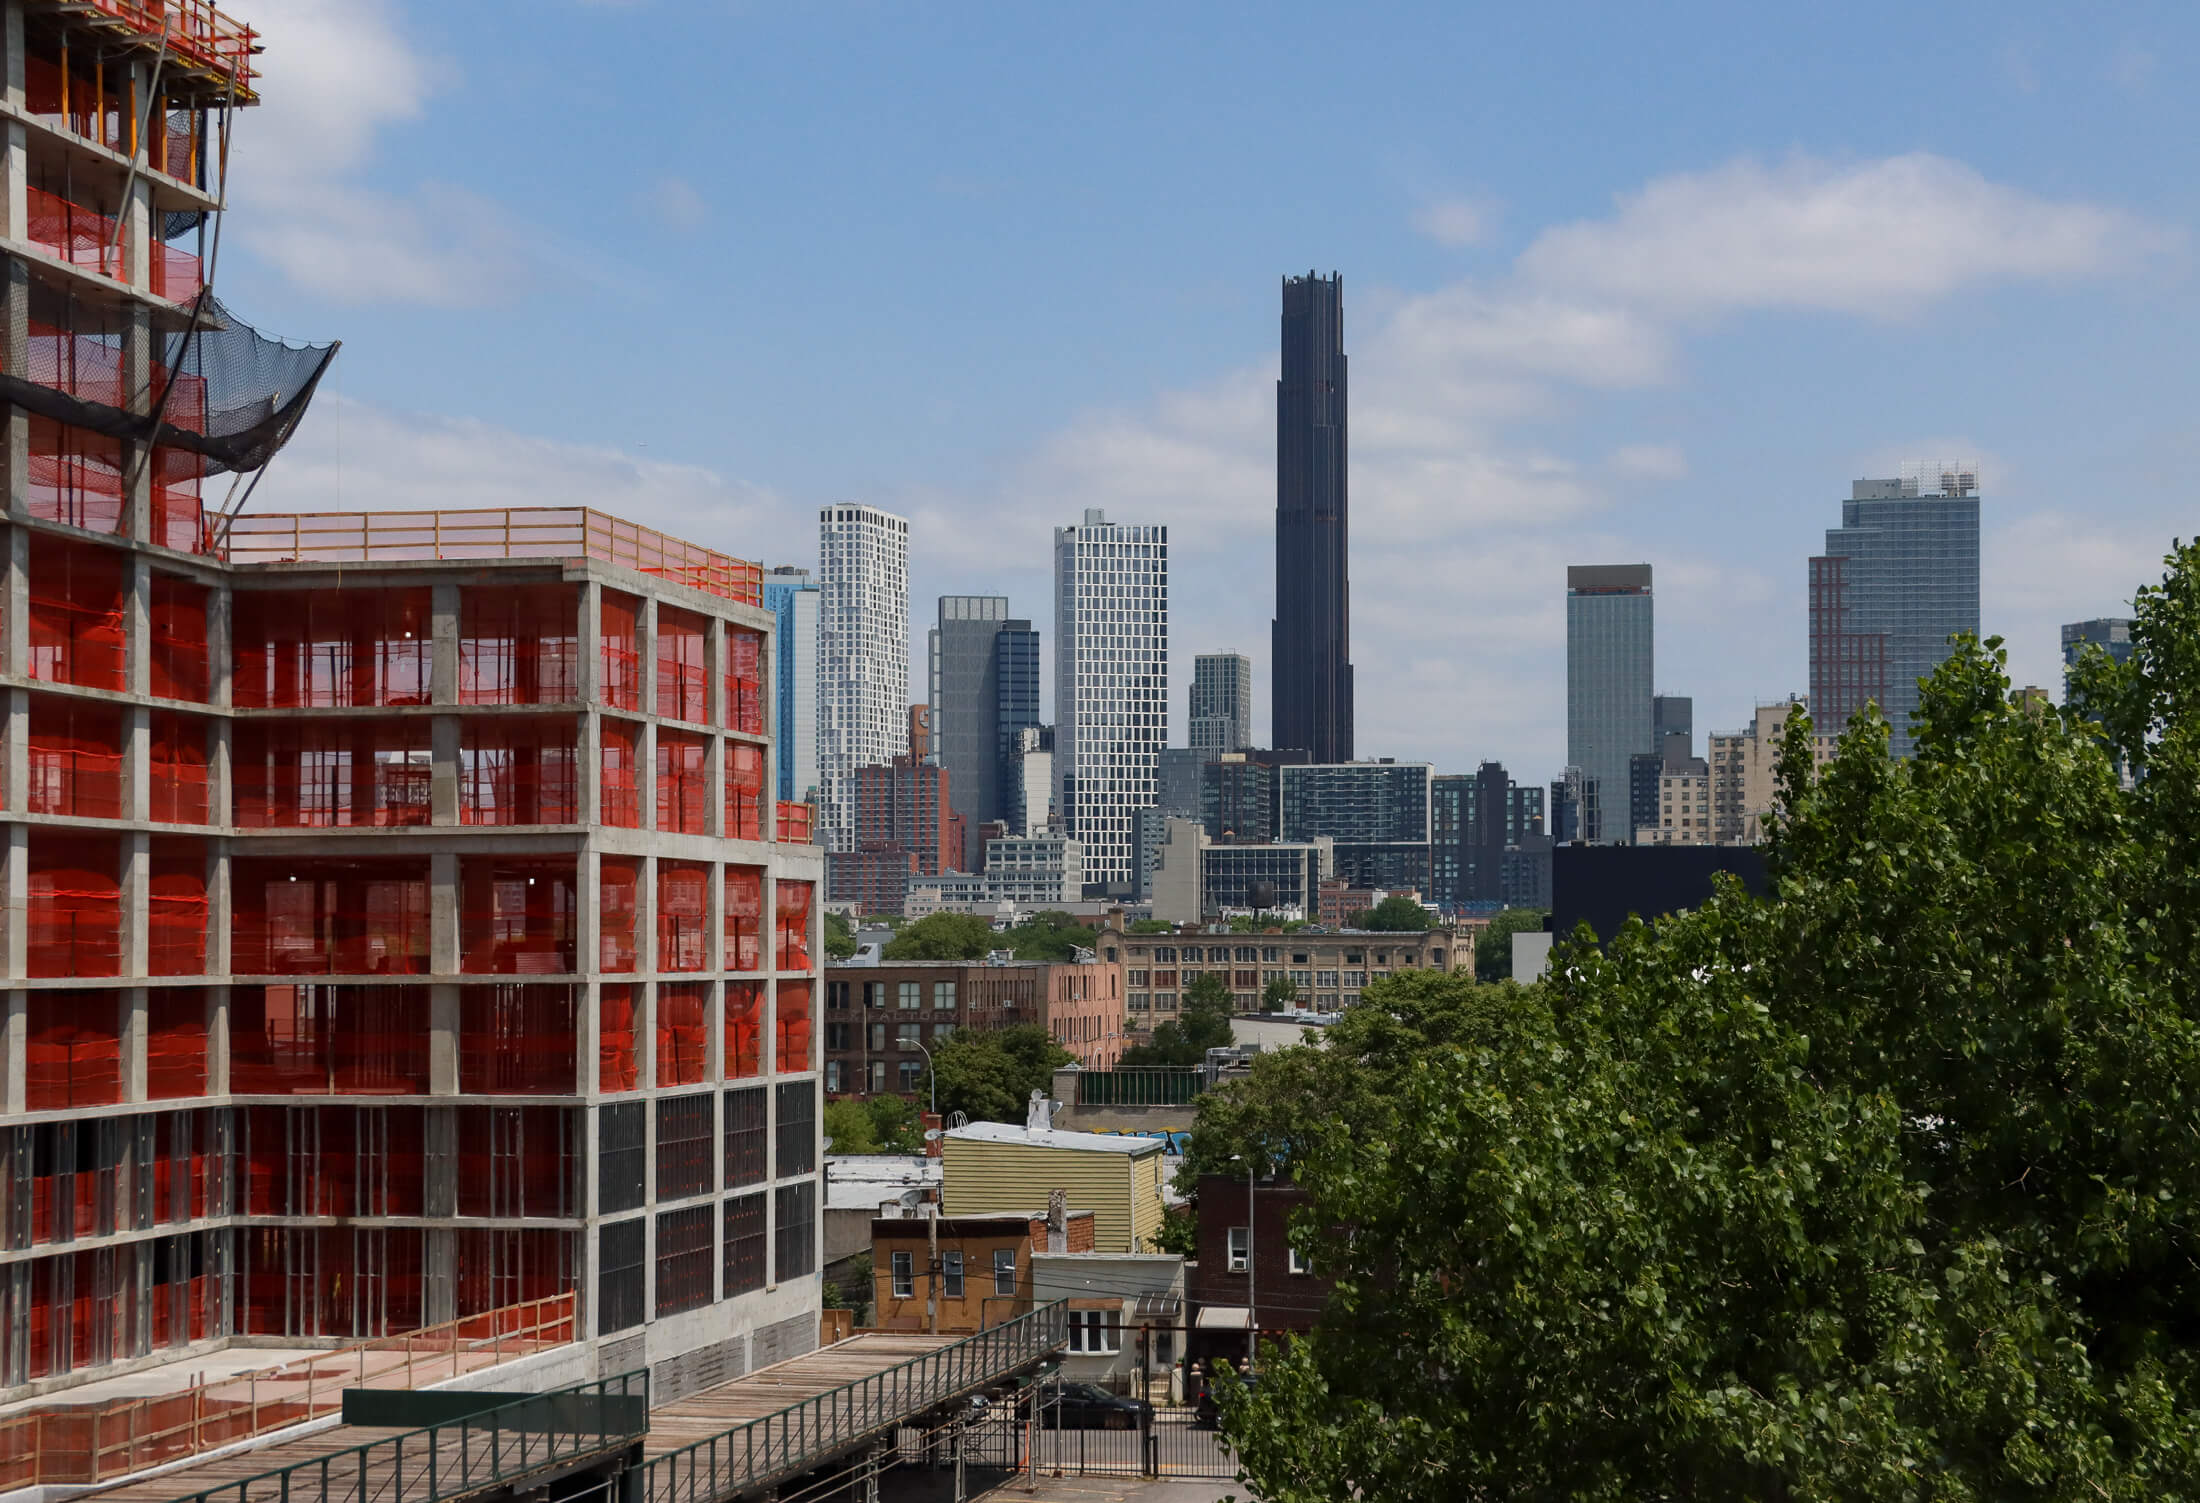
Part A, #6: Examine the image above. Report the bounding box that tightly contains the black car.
[1042,1381,1154,1431]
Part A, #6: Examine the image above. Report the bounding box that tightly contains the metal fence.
[167,1369,649,1503]
[1071,1067,1207,1107]
[953,1372,1242,1483]
[640,1300,1069,1503]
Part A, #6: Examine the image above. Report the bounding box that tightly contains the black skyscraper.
[1273,272,1353,763]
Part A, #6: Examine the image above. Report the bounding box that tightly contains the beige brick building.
[1708,699,1838,844]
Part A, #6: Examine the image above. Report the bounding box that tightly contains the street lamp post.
[911,1037,937,1116]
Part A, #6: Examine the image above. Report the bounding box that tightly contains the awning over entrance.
[1196,1305,1251,1329]
[1133,1291,1183,1320]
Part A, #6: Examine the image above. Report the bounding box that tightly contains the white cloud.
[1411,196,1494,248]
[1609,443,1689,481]
[1987,510,2167,697]
[1517,153,2163,319]
[2107,42,2158,94]
[639,176,710,232]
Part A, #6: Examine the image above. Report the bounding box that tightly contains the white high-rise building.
[818,504,910,851]
[1054,509,1169,887]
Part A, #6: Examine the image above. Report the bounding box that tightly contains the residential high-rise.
[1709,698,1835,844]
[928,596,1017,869]
[1278,761,1433,891]
[1566,565,1655,842]
[1054,510,1169,889]
[818,505,910,851]
[995,619,1042,812]
[1003,725,1054,836]
[1432,763,1546,909]
[1190,653,1253,758]
[1810,472,1980,758]
[1272,273,1354,764]
[2062,618,2135,701]
[1628,694,1695,843]
[764,566,821,802]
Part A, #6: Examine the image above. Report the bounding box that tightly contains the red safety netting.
[232,722,432,829]
[27,694,123,819]
[776,981,813,1074]
[27,833,120,978]
[22,50,216,179]
[232,588,432,708]
[657,982,708,1087]
[25,992,120,1110]
[657,604,707,723]
[600,591,641,711]
[456,1106,576,1218]
[229,984,430,1095]
[460,718,579,825]
[149,573,210,701]
[149,839,209,976]
[231,858,430,975]
[599,719,640,829]
[727,740,765,840]
[147,989,208,1098]
[150,711,210,824]
[599,858,639,973]
[460,583,579,704]
[657,861,708,972]
[242,1106,426,1218]
[599,984,638,1092]
[724,867,763,972]
[460,857,578,974]
[657,730,707,834]
[452,1229,575,1321]
[776,880,814,971]
[242,1225,426,1339]
[725,981,763,1080]
[777,800,815,844]
[28,535,125,691]
[26,415,122,534]
[726,626,765,737]
[459,986,577,1094]
[151,446,207,552]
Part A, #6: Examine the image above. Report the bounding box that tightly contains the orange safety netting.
[598,858,639,973]
[25,992,120,1111]
[230,858,430,976]
[150,711,211,824]
[459,858,578,975]
[21,179,201,295]
[23,47,219,170]
[460,584,580,704]
[452,1229,575,1322]
[657,983,708,1087]
[599,719,641,829]
[459,986,577,1094]
[27,834,121,978]
[23,319,208,420]
[657,730,707,834]
[229,984,431,1095]
[599,984,638,1092]
[599,591,641,711]
[232,722,432,828]
[150,573,210,701]
[232,588,432,708]
[725,981,763,1080]
[241,1107,426,1218]
[724,867,763,972]
[28,535,125,691]
[456,1106,576,1218]
[776,879,814,970]
[776,981,814,1074]
[657,862,708,972]
[726,626,766,736]
[460,718,580,825]
[727,741,765,840]
[23,419,209,556]
[656,604,707,723]
[149,841,209,975]
[27,695,123,819]
[147,990,208,1098]
[242,1225,426,1339]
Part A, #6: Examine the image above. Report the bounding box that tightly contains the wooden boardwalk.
[643,1334,954,1459]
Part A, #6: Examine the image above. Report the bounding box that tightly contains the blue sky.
[228,0,2199,782]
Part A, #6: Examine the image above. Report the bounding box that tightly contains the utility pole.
[1246,1162,1257,1369]
[926,1201,940,1334]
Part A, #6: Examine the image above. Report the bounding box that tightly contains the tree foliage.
[1222,541,2200,1501]
[919,1024,1073,1125]
[880,911,994,961]
[1128,918,1177,934]
[1471,905,1548,982]
[1003,909,1093,962]
[824,910,858,960]
[1120,972,1236,1066]
[1353,894,1434,931]
[822,1094,927,1154]
[1261,974,1299,1013]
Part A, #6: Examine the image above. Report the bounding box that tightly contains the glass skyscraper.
[1810,475,1980,759]
[762,566,819,803]
[929,596,1034,869]
[1190,652,1252,758]
[1565,564,1654,843]
[1273,273,1353,763]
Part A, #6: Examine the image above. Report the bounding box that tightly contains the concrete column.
[120,63,155,544]
[207,582,234,708]
[430,714,460,826]
[206,842,230,975]
[579,584,601,826]
[120,831,148,978]
[577,847,601,993]
[423,1108,456,1220]
[706,619,726,839]
[638,598,657,718]
[0,991,21,1114]
[429,983,460,1096]
[430,582,460,705]
[429,850,459,976]
[206,985,229,1095]
[638,980,656,1099]
[579,978,600,1102]
[121,987,146,1102]
[0,6,26,523]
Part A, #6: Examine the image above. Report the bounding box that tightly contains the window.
[897,1060,922,1091]
[1068,1309,1119,1353]
[774,1180,816,1279]
[891,1249,914,1298]
[1289,1245,1312,1276]
[723,1192,766,1296]
[775,1080,817,1178]
[896,1023,920,1048]
[868,1061,885,1092]
[869,1022,886,1052]
[724,1085,767,1188]
[1316,971,1339,989]
[598,1102,646,1214]
[656,1205,715,1315]
[932,1023,956,1044]
[934,981,956,1009]
[824,1060,842,1093]
[1262,947,1280,963]
[863,982,884,1009]
[655,1092,714,1202]
[827,981,849,1010]
[943,1249,964,1296]
[898,981,920,1010]
[1227,1226,1249,1272]
[993,1247,1017,1295]
[598,1217,646,1334]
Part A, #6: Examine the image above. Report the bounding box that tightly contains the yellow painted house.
[940,1121,1171,1252]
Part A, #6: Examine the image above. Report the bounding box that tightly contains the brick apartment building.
[822,958,1126,1098]
[0,0,824,1400]
[1091,917,1466,1020]
[1185,1173,1333,1362]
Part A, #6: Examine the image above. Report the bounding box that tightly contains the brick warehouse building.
[0,0,823,1400]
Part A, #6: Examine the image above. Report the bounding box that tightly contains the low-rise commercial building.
[870,1207,1096,1333]
[1093,916,1467,1017]
[822,957,1126,1098]
[940,1119,1170,1253]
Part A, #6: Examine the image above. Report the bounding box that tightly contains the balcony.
[23,185,205,302]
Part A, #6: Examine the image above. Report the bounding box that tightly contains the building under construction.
[0,0,826,1413]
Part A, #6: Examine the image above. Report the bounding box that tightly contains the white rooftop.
[945,1121,1165,1156]
[822,1154,940,1213]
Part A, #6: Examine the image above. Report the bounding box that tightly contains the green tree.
[1121,973,1236,1066]
[1354,894,1433,931]
[1152,1201,1198,1258]
[1471,905,1547,982]
[824,910,858,960]
[919,1024,1073,1124]
[822,1097,881,1154]
[1261,974,1299,1013]
[1002,909,1091,961]
[1221,541,2200,1502]
[880,911,993,961]
[1128,918,1176,934]
[861,1093,927,1152]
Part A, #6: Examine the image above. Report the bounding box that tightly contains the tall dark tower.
[1273,271,1353,762]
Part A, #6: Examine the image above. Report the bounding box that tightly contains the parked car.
[1043,1381,1154,1431]
[1194,1369,1256,1429]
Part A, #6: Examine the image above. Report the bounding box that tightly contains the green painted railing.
[641,1302,1069,1503]
[164,1370,649,1503]
[1073,1067,1207,1106]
